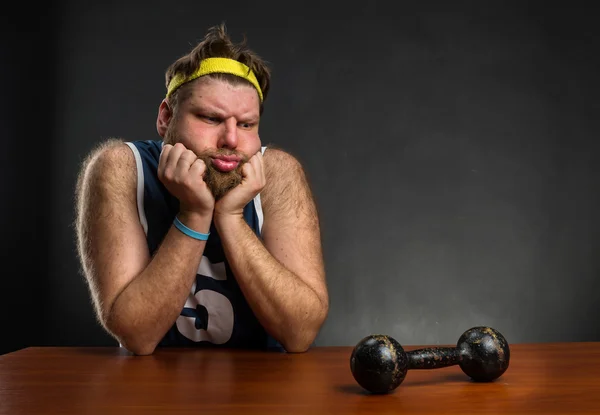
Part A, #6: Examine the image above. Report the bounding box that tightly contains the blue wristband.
[173,216,210,241]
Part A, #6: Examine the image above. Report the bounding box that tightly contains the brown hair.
[164,23,271,114]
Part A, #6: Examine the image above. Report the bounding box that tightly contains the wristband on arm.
[173,216,210,241]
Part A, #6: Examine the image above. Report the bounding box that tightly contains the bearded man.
[74,24,329,355]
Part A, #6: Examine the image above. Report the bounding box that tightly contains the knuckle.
[163,165,176,179]
[173,172,186,184]
[193,159,206,170]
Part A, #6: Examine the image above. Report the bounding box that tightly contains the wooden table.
[1,343,599,414]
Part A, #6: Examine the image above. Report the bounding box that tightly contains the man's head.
[157,23,271,200]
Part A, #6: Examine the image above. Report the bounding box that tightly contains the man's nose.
[218,118,238,149]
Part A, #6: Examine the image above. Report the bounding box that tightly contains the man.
[75,24,329,355]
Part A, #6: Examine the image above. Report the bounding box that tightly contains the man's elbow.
[113,329,158,356]
[282,325,321,353]
[283,306,329,353]
[103,314,157,356]
[282,334,313,353]
[122,341,157,356]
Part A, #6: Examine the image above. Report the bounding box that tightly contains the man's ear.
[156,99,173,137]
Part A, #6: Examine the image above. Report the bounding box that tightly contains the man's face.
[162,77,262,200]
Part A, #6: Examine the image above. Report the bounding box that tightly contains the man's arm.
[214,148,328,352]
[75,140,212,355]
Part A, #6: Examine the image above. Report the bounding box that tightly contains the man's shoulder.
[263,146,304,180]
[261,146,313,213]
[77,138,137,194]
[82,138,161,168]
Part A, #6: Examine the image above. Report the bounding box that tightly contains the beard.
[164,125,248,201]
[200,152,246,200]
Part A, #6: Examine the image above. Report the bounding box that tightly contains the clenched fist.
[158,143,214,218]
[214,149,266,218]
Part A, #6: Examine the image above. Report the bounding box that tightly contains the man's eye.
[199,115,219,123]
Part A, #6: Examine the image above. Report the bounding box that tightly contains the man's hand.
[214,150,265,219]
[76,140,214,356]
[158,143,215,220]
[212,148,328,352]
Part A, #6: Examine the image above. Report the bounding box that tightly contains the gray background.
[2,1,599,355]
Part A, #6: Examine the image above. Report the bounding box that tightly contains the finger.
[241,158,255,179]
[174,149,198,179]
[163,143,186,178]
[254,151,265,182]
[247,151,265,185]
[188,158,207,181]
[158,144,173,176]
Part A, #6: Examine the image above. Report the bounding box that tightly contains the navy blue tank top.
[125,140,281,351]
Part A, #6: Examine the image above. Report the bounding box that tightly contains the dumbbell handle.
[407,347,461,369]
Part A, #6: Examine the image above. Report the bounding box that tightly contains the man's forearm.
[106,221,208,355]
[215,215,327,352]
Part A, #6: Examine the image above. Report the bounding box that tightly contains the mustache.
[163,126,249,162]
[198,149,249,162]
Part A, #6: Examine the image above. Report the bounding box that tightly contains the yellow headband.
[166,57,263,102]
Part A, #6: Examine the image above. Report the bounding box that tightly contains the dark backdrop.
[2,1,599,355]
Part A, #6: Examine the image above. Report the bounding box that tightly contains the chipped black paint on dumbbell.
[350,326,510,394]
